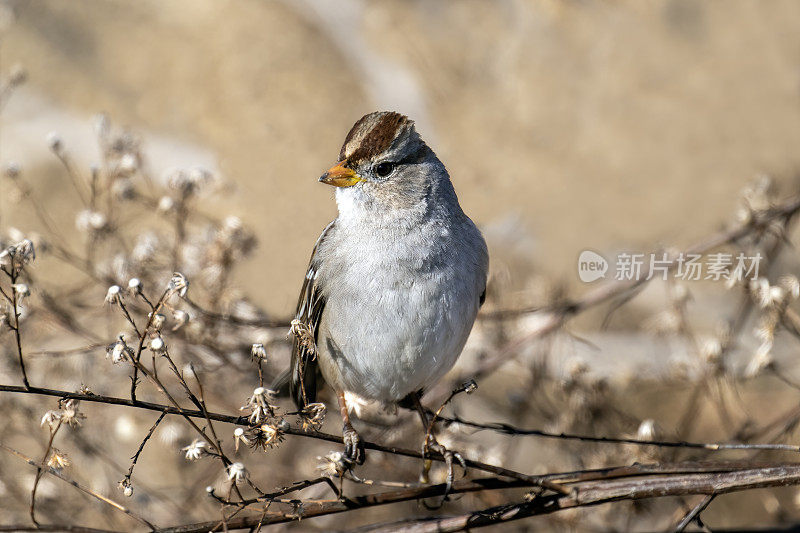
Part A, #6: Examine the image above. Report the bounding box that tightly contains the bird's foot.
[420,434,467,500]
[343,422,365,465]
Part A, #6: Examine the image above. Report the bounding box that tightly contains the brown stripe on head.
[339,112,414,162]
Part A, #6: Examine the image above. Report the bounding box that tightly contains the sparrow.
[287,111,488,465]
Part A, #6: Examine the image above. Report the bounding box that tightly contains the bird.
[285,111,488,467]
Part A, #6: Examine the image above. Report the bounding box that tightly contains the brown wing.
[289,221,334,409]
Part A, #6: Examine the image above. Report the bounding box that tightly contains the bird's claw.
[343,423,365,465]
[422,436,467,503]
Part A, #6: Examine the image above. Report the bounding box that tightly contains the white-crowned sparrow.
[286,111,488,464]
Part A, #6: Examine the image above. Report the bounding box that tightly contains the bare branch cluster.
[4,64,800,532]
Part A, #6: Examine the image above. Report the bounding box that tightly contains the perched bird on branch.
[278,111,488,467]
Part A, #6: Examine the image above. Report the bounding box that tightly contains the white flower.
[182,439,207,461]
[226,462,248,483]
[104,285,122,304]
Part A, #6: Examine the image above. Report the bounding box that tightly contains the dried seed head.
[171,310,189,330]
[250,343,267,361]
[3,161,20,179]
[47,449,70,470]
[40,410,62,429]
[168,272,188,297]
[745,341,774,378]
[157,196,175,213]
[780,275,800,300]
[253,422,284,450]
[233,427,252,453]
[182,439,207,461]
[241,387,277,425]
[700,336,723,365]
[149,336,166,353]
[132,232,159,263]
[226,462,248,483]
[755,315,777,344]
[12,283,29,299]
[3,238,37,269]
[119,153,138,173]
[76,210,108,232]
[106,336,133,364]
[59,399,86,428]
[300,402,327,430]
[104,285,122,304]
[127,278,142,294]
[118,478,134,497]
[150,313,166,331]
[750,278,773,309]
[8,64,26,86]
[112,177,135,200]
[316,451,348,478]
[769,286,786,306]
[290,319,316,357]
[46,131,62,153]
[461,379,478,395]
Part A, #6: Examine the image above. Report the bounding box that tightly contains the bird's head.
[319,111,454,216]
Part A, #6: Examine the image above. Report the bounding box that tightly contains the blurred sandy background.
[1,0,800,316]
[2,2,800,529]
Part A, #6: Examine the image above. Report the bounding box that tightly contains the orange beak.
[319,161,362,188]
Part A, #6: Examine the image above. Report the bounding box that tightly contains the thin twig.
[0,443,157,530]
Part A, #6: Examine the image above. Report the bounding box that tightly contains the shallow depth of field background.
[3,0,800,314]
[3,0,800,530]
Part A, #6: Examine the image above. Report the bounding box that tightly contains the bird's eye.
[374,162,395,178]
